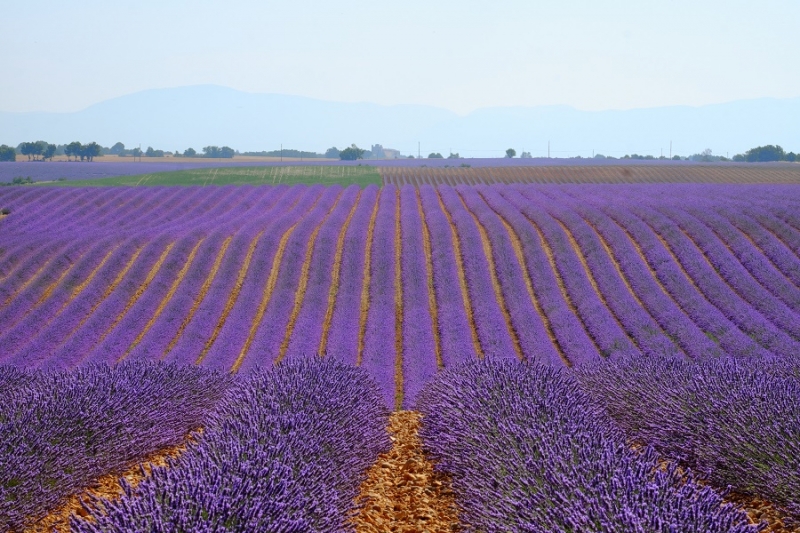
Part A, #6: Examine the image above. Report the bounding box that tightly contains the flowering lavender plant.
[416,358,759,533]
[74,358,391,533]
[577,355,800,520]
[0,361,233,532]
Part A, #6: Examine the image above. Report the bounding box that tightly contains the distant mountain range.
[2,85,799,157]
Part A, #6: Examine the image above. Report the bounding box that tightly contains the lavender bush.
[416,358,760,533]
[0,361,233,532]
[74,358,391,533]
[577,355,800,519]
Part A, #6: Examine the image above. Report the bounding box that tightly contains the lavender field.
[2,182,800,531]
[3,158,799,184]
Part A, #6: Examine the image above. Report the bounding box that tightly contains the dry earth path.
[353,411,460,533]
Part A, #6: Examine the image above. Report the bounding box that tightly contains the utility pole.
[280,144,283,162]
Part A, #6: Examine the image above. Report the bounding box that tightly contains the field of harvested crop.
[2,182,800,531]
[381,163,800,185]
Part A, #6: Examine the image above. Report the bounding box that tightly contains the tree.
[447,152,460,159]
[694,148,714,162]
[19,142,43,161]
[505,148,516,158]
[202,146,235,158]
[520,151,532,159]
[744,145,786,162]
[42,143,56,161]
[81,142,102,162]
[146,147,165,157]
[0,145,16,161]
[339,144,365,160]
[787,152,797,162]
[325,147,340,159]
[427,152,443,159]
[65,142,83,161]
[110,142,126,155]
[183,148,197,157]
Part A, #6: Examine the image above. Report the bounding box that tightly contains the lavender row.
[694,205,800,309]
[436,186,518,359]
[416,358,758,533]
[201,185,328,371]
[563,195,722,359]
[728,206,800,287]
[324,185,379,364]
[283,185,362,359]
[6,239,146,367]
[670,204,800,337]
[360,186,398,407]
[0,361,232,532]
[529,190,682,358]
[417,185,479,366]
[577,355,800,520]
[496,186,607,364]
[398,185,439,407]
[632,205,798,357]
[163,188,303,366]
[461,187,580,364]
[74,358,390,533]
[4,187,284,367]
[599,201,770,358]
[232,185,339,372]
[502,187,640,359]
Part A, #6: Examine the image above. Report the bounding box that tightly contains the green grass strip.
[38,166,383,188]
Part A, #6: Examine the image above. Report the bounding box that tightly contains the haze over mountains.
[2,85,798,158]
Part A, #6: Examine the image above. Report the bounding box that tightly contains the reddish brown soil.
[352,411,460,533]
[23,439,192,533]
[380,165,800,186]
[728,493,799,533]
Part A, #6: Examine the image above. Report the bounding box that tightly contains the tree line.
[0,142,796,164]
[0,142,237,161]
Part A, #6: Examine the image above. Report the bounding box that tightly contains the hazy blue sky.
[3,0,799,114]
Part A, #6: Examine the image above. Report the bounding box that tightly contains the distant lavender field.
[2,158,791,182]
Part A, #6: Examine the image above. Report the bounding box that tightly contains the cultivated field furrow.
[664,206,800,340]
[534,194,681,358]
[691,206,800,310]
[437,187,519,360]
[607,204,767,358]
[287,186,361,359]
[569,200,721,359]
[418,185,482,364]
[399,186,439,406]
[324,186,379,364]
[2,182,799,389]
[520,193,640,360]
[232,186,337,372]
[360,187,398,407]
[726,208,800,286]
[379,164,800,186]
[633,207,793,357]
[455,188,526,361]
[204,186,326,370]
